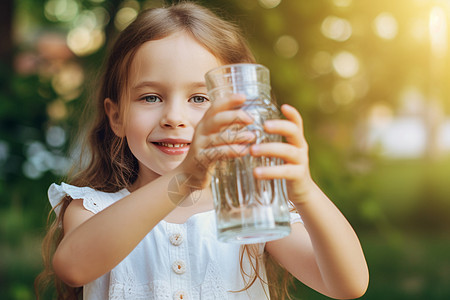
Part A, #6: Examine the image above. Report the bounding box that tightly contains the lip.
[151,138,191,155]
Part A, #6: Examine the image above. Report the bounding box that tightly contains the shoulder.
[48,182,129,216]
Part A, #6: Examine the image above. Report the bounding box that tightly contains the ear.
[104,98,125,137]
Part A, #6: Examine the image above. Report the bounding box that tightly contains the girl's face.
[123,32,220,184]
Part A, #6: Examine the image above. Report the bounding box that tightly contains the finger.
[203,109,254,134]
[250,143,303,164]
[194,143,251,170]
[208,93,247,115]
[253,164,308,181]
[281,104,303,128]
[263,120,305,148]
[211,130,257,147]
[269,104,307,147]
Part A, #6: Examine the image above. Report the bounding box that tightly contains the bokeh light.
[67,27,105,56]
[373,12,398,40]
[47,99,68,121]
[0,141,9,163]
[274,35,299,58]
[115,6,139,31]
[332,51,360,78]
[321,16,352,42]
[258,0,282,9]
[22,141,71,179]
[46,126,67,148]
[44,0,79,22]
[51,62,84,100]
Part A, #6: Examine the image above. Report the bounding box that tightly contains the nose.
[160,102,187,128]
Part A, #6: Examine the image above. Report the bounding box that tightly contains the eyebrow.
[132,81,163,90]
[133,81,207,90]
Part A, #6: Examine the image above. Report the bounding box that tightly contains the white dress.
[49,183,302,300]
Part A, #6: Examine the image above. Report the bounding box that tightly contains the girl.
[36,2,369,299]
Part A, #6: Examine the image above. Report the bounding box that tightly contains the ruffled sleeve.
[48,182,126,217]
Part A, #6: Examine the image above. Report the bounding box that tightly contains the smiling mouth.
[152,142,190,148]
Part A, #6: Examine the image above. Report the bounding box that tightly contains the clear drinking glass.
[205,63,291,244]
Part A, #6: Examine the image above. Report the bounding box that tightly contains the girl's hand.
[178,94,256,189]
[250,104,315,204]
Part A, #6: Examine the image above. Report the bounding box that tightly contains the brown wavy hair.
[35,2,293,299]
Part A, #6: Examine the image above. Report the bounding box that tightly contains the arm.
[252,104,369,299]
[53,95,254,287]
[266,185,369,299]
[53,169,183,287]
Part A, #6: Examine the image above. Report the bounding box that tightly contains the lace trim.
[191,261,227,299]
[109,266,171,300]
[109,280,171,300]
[108,262,228,300]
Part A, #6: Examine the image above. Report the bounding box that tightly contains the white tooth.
[158,142,189,148]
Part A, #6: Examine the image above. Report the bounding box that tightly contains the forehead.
[128,32,221,89]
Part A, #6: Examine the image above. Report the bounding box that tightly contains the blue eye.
[189,95,209,103]
[141,95,162,103]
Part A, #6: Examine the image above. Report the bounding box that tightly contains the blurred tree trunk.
[0,0,13,65]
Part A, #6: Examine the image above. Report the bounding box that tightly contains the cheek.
[125,110,159,137]
[191,107,210,126]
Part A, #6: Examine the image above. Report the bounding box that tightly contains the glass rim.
[205,63,268,78]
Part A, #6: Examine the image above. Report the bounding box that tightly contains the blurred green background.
[1,0,449,299]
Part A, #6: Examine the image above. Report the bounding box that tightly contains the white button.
[170,233,183,246]
[173,290,188,300]
[172,260,186,274]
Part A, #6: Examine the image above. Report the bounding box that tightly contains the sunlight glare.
[381,117,427,158]
[429,6,448,58]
